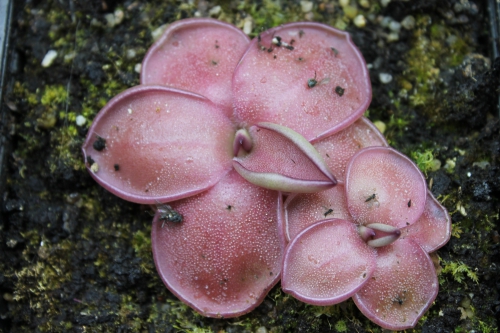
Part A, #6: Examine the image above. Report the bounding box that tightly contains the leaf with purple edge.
[282,219,377,305]
[82,85,235,204]
[353,238,439,330]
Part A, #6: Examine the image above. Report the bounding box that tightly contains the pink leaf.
[233,22,371,141]
[401,191,451,252]
[284,184,352,242]
[313,117,388,181]
[232,123,336,192]
[345,147,427,228]
[353,238,439,330]
[151,170,283,318]
[141,18,250,115]
[282,219,376,305]
[82,85,234,204]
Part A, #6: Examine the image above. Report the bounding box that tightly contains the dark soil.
[0,0,499,332]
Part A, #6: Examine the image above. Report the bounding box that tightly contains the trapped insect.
[156,203,183,227]
[365,193,376,202]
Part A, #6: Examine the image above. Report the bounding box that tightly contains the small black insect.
[157,203,183,227]
[290,39,295,45]
[407,199,412,207]
[211,60,218,65]
[272,36,282,47]
[215,40,219,49]
[330,47,338,56]
[308,71,318,88]
[86,156,95,165]
[114,164,120,171]
[323,208,334,217]
[365,193,376,202]
[335,86,345,96]
[226,205,233,211]
[299,29,305,38]
[394,290,407,306]
[93,136,106,151]
[284,45,294,51]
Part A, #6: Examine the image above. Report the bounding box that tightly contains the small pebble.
[151,24,168,41]
[126,49,137,59]
[76,115,86,126]
[373,120,386,134]
[380,16,392,28]
[386,32,399,42]
[353,15,367,28]
[401,15,416,30]
[208,5,221,16]
[359,0,370,8]
[389,20,401,33]
[300,1,313,13]
[378,73,393,84]
[114,9,124,25]
[343,5,358,19]
[243,17,253,35]
[41,50,58,67]
[90,162,99,173]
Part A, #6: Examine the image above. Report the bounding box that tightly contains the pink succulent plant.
[81,17,450,329]
[283,146,451,330]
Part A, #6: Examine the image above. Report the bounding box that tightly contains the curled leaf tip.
[232,123,337,192]
[233,128,253,156]
[360,223,402,248]
[232,161,336,192]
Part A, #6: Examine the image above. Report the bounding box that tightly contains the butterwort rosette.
[82,18,372,317]
[282,145,451,330]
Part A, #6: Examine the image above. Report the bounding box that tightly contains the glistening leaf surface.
[353,238,438,330]
[82,85,234,204]
[141,18,250,115]
[151,170,282,318]
[345,147,427,228]
[233,22,371,141]
[400,191,451,252]
[282,219,376,305]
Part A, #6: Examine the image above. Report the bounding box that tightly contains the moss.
[411,149,441,175]
[402,16,472,115]
[334,319,347,332]
[440,260,479,285]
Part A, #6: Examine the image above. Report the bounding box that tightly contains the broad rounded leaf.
[141,18,250,115]
[151,170,282,318]
[313,117,388,181]
[282,219,376,305]
[345,147,427,228]
[353,238,438,330]
[401,191,451,252]
[284,184,351,242]
[82,85,234,204]
[233,22,371,141]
